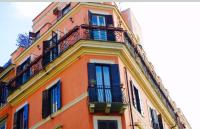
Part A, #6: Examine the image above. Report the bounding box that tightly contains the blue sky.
[0,2,199,128]
[0,2,49,66]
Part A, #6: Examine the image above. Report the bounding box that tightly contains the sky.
[0,2,198,129]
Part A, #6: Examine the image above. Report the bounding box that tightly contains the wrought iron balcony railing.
[8,24,124,89]
[6,24,177,121]
[88,85,127,113]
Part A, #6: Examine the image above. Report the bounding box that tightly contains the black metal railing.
[7,24,124,89]
[6,24,177,121]
[8,56,43,89]
[88,85,126,104]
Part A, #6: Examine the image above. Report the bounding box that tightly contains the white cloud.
[11,2,50,19]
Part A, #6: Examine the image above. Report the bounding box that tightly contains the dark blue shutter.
[134,86,141,113]
[106,15,114,27]
[24,57,31,83]
[23,104,29,129]
[0,83,7,104]
[42,90,51,119]
[42,40,51,66]
[106,15,115,41]
[150,108,160,129]
[110,64,122,102]
[129,80,135,107]
[88,11,94,39]
[87,63,97,102]
[57,80,61,110]
[16,65,23,86]
[0,85,3,103]
[13,112,18,129]
[158,114,164,129]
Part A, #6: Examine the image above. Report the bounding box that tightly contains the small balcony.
[88,86,127,114]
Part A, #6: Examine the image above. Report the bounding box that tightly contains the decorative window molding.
[46,78,61,90]
[89,59,115,64]
[89,10,110,15]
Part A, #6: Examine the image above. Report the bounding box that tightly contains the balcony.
[6,24,177,120]
[88,86,127,114]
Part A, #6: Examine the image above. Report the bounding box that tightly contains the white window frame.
[93,116,122,129]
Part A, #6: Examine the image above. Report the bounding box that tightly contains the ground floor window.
[93,116,122,129]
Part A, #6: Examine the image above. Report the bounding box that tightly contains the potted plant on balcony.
[90,79,96,87]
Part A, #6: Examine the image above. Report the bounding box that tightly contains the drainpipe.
[124,67,134,129]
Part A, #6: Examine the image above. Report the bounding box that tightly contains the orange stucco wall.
[0,54,171,129]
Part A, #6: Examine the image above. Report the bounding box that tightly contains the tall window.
[130,81,142,114]
[88,11,115,41]
[96,65,112,102]
[0,82,8,106]
[43,32,58,66]
[42,80,61,119]
[92,15,107,41]
[13,104,29,129]
[16,57,31,86]
[50,83,61,113]
[88,63,122,103]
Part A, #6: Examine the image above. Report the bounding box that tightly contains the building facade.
[0,2,191,129]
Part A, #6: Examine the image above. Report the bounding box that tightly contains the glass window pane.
[92,15,98,25]
[96,66,104,102]
[93,30,100,40]
[103,66,112,102]
[96,66,103,87]
[103,66,110,87]
[100,30,107,41]
[99,16,106,26]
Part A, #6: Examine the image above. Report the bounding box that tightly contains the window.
[92,15,107,41]
[0,82,8,105]
[88,63,122,103]
[0,119,6,129]
[42,80,61,119]
[93,116,122,129]
[96,65,112,102]
[134,86,142,113]
[35,31,40,40]
[149,107,163,129]
[13,104,29,129]
[43,32,58,66]
[130,81,142,114]
[88,11,115,41]
[16,57,31,86]
[62,3,71,16]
